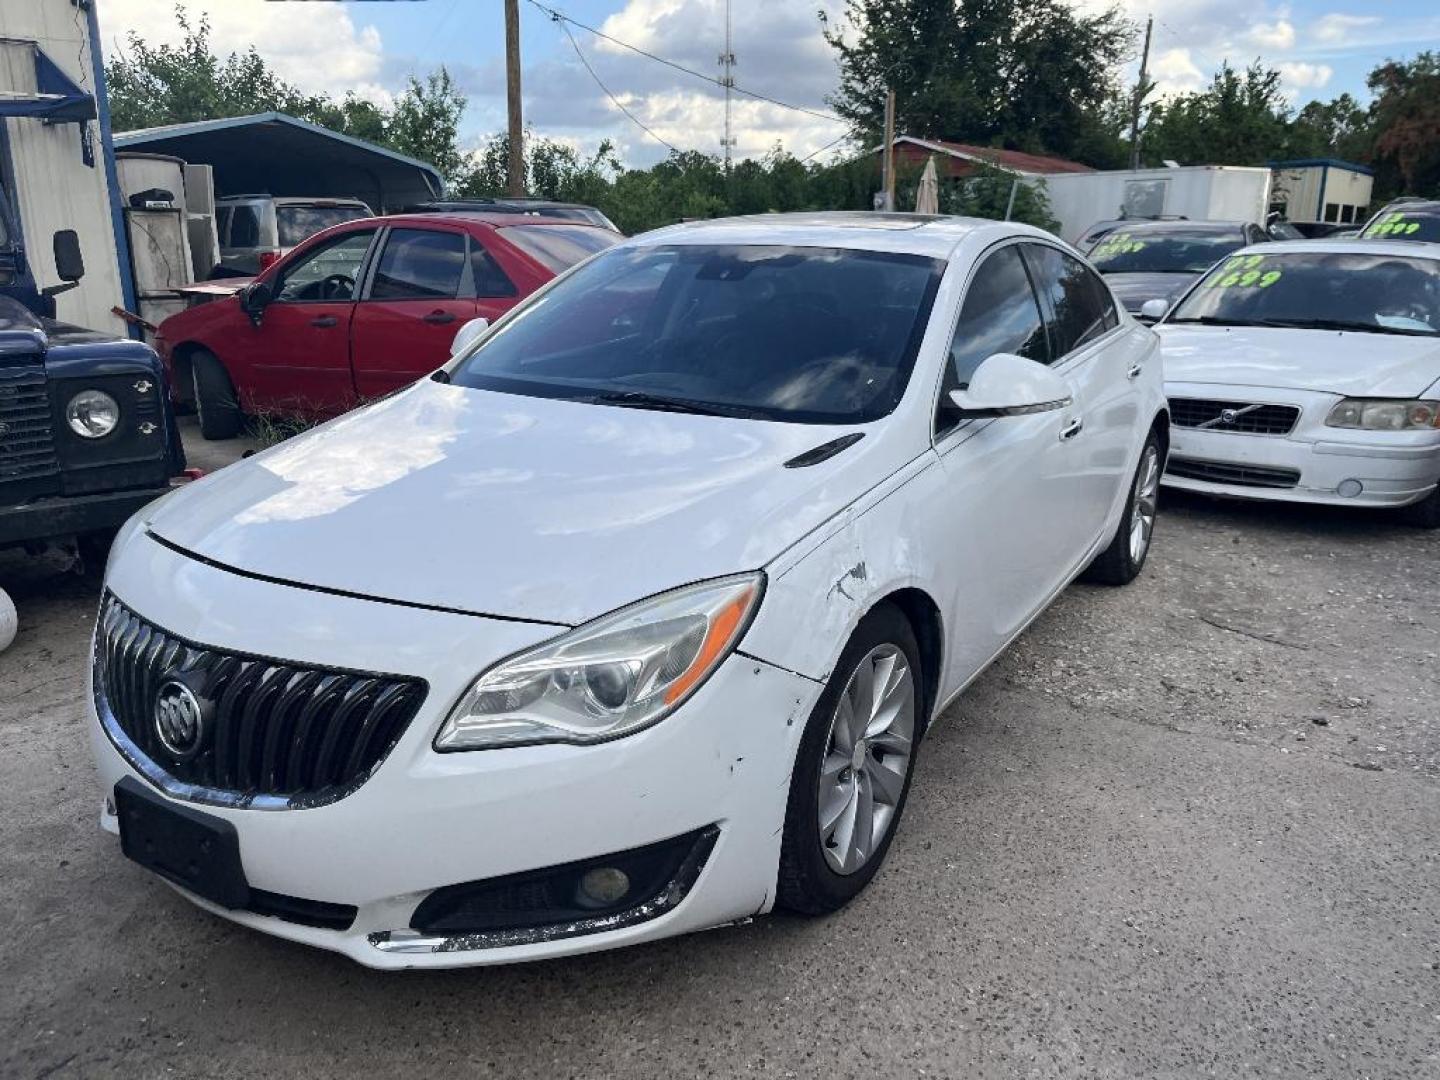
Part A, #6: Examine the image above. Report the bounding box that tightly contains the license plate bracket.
[115,777,250,910]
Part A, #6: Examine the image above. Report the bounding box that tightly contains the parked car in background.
[157,212,622,437]
[214,195,374,275]
[1360,198,1440,243]
[408,197,619,232]
[1073,215,1189,252]
[1085,219,1269,319]
[1151,240,1440,527]
[89,213,1167,968]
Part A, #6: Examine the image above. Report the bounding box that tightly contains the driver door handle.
[1059,416,1084,441]
[310,315,338,328]
[1126,361,1144,380]
[423,311,457,325]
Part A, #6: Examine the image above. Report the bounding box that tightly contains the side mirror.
[241,280,273,317]
[1138,298,1169,323]
[450,316,490,357]
[53,230,84,282]
[948,353,1071,419]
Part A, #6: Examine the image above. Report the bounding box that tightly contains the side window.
[470,243,517,298]
[216,207,232,247]
[229,205,260,249]
[936,245,1048,435]
[369,228,467,301]
[1025,245,1110,358]
[273,230,375,303]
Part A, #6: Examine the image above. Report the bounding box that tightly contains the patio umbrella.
[915,155,940,215]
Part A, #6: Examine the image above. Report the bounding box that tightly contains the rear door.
[1021,242,1140,551]
[350,225,480,398]
[237,227,378,415]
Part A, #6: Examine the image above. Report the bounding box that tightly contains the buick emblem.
[1219,408,1239,425]
[153,678,209,761]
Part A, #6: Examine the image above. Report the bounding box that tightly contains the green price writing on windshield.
[1094,233,1146,256]
[1210,255,1281,289]
[1367,212,1421,237]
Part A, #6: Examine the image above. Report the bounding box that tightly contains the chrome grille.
[1165,457,1300,489]
[1168,397,1300,436]
[0,370,59,483]
[95,594,427,806]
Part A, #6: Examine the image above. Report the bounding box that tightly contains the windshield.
[450,244,945,424]
[1168,251,1440,336]
[1089,228,1246,274]
[277,205,371,247]
[500,224,621,273]
[1361,206,1440,243]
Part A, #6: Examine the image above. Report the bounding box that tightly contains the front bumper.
[90,532,821,968]
[0,485,172,547]
[1161,382,1440,509]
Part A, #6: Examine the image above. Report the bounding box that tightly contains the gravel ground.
[1,426,1437,1079]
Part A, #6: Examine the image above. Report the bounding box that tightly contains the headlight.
[435,573,764,751]
[1325,398,1440,431]
[66,389,120,438]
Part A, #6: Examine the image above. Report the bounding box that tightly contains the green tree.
[1366,52,1440,196]
[823,0,1131,166]
[1141,62,1291,166]
[386,69,474,190]
[1285,94,1372,162]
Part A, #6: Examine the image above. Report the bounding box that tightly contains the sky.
[98,1,1440,167]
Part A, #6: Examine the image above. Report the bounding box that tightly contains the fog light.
[1337,479,1363,498]
[578,866,631,906]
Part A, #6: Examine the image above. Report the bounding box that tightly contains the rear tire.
[1083,429,1163,587]
[191,350,242,440]
[777,604,922,916]
[1398,487,1440,529]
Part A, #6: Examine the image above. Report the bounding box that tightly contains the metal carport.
[112,112,443,212]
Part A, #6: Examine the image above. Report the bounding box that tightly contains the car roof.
[1226,239,1440,260]
[216,195,371,207]
[1377,198,1440,212]
[373,212,613,231]
[1109,219,1250,233]
[628,212,1046,258]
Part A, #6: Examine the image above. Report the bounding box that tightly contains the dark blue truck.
[0,182,186,555]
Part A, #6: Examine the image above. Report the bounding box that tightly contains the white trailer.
[1041,166,1274,247]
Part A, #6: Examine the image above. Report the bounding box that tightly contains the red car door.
[239,227,378,415]
[350,225,487,399]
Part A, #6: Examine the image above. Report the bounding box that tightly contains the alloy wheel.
[1129,443,1160,564]
[817,644,915,875]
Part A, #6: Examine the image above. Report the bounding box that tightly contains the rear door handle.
[310,316,338,328]
[1059,416,1084,441]
[423,311,457,325]
[1126,362,1144,380]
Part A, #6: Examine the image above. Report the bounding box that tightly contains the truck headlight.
[435,573,764,751]
[66,389,120,438]
[1326,399,1440,431]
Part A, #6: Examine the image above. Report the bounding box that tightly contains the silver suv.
[214,195,373,275]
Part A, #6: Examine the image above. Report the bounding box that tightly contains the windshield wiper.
[591,390,757,418]
[1254,316,1436,337]
[1166,315,1270,327]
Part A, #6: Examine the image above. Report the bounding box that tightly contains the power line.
[558,20,683,154]
[526,0,847,126]
[801,130,852,164]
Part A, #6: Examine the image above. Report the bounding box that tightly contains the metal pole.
[505,0,525,195]
[883,87,896,211]
[1129,15,1153,171]
[719,0,736,172]
[1004,178,1019,221]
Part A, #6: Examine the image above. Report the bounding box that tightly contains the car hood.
[1102,272,1199,313]
[144,381,890,626]
[1158,325,1440,397]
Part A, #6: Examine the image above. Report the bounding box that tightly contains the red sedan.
[156,213,621,438]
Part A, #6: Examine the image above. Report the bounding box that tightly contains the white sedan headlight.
[436,573,764,751]
[1326,399,1440,431]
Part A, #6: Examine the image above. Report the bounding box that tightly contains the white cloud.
[98,0,388,102]
[1149,48,1207,96]
[1311,13,1382,44]
[1247,19,1296,50]
[1276,61,1333,90]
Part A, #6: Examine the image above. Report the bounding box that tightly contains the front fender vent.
[783,432,864,469]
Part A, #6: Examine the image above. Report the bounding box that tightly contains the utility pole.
[882,87,896,211]
[1129,14,1153,171]
[718,0,736,172]
[505,0,524,195]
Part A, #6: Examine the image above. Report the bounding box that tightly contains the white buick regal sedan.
[90,213,1166,968]
[1151,241,1440,526]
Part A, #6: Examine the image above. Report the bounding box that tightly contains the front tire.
[191,349,243,440]
[1398,487,1440,529]
[1083,429,1162,586]
[777,604,922,915]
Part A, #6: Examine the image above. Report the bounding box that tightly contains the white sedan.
[89,213,1166,968]
[1151,240,1440,527]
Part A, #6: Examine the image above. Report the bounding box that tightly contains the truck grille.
[0,370,60,484]
[1168,397,1300,436]
[1165,457,1300,489]
[95,594,427,807]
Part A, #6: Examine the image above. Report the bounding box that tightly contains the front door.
[350,226,486,399]
[239,228,377,416]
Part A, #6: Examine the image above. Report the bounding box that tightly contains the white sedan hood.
[146,381,889,626]
[1158,325,1440,398]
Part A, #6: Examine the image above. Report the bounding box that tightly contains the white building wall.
[0,0,127,334]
